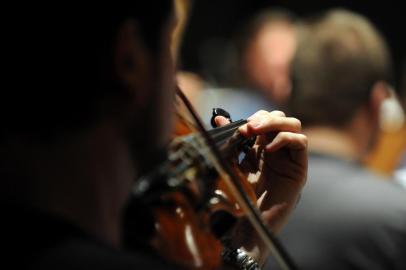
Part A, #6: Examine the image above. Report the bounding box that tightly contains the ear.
[115,19,152,106]
[379,87,405,132]
[370,81,405,132]
[369,81,390,122]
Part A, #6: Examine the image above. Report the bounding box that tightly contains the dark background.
[180,0,405,89]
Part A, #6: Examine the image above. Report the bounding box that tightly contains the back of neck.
[304,126,362,162]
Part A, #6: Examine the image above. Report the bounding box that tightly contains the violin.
[124,87,297,270]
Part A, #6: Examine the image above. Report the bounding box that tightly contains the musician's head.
[240,9,297,105]
[1,1,176,163]
[289,9,392,155]
[0,2,180,226]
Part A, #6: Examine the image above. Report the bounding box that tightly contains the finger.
[214,115,231,127]
[269,110,286,117]
[265,132,308,152]
[247,110,272,121]
[241,110,275,136]
[247,110,285,121]
[240,116,302,137]
[238,110,269,137]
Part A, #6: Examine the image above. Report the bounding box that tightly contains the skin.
[215,110,307,264]
[2,2,308,268]
[243,22,297,105]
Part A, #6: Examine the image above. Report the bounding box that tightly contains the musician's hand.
[215,110,307,264]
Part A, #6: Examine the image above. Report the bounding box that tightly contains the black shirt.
[2,203,172,270]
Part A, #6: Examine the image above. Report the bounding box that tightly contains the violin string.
[174,100,247,148]
[176,87,296,270]
[172,119,251,169]
[180,131,240,161]
[197,119,247,146]
[207,119,247,137]
[209,126,242,143]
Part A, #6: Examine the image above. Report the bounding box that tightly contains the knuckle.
[255,110,270,118]
[289,117,302,130]
[258,109,269,114]
[300,134,308,145]
[279,132,293,141]
[270,110,286,117]
[249,110,268,121]
[269,115,281,125]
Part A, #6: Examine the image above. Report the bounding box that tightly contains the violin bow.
[176,86,298,270]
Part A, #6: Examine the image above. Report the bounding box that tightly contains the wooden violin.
[124,87,296,270]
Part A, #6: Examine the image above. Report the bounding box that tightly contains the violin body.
[126,99,252,269]
[126,90,295,270]
[151,193,222,269]
[148,109,241,269]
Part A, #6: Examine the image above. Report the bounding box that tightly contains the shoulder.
[1,205,172,270]
[275,156,406,269]
[305,155,406,221]
[29,238,172,270]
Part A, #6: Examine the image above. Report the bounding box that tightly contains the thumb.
[214,115,231,127]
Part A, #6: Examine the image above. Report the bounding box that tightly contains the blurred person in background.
[237,9,298,108]
[266,8,406,270]
[182,8,298,126]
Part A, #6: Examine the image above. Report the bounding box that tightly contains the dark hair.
[289,9,392,127]
[1,2,172,141]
